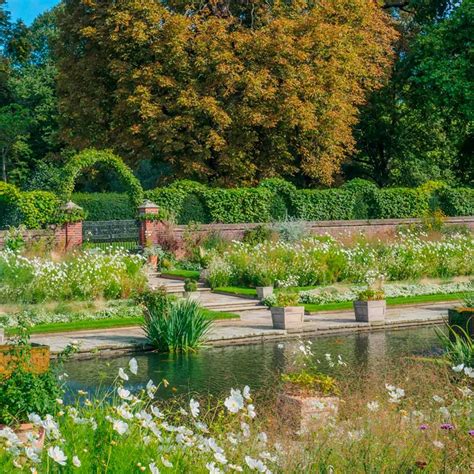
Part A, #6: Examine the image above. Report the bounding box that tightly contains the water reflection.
[63,326,443,400]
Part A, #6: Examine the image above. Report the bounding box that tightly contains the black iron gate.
[82,220,140,251]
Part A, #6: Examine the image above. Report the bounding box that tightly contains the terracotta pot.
[0,344,50,377]
[353,300,386,323]
[147,255,158,269]
[0,423,45,449]
[278,391,339,433]
[271,306,304,330]
[256,286,273,300]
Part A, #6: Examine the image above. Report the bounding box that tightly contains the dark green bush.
[178,193,210,224]
[371,188,430,218]
[438,187,474,216]
[341,179,378,219]
[202,188,273,223]
[292,189,357,220]
[259,178,298,219]
[72,192,135,220]
[242,225,275,246]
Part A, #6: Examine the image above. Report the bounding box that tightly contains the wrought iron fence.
[82,219,140,251]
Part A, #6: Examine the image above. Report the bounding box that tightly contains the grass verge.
[5,309,238,336]
[304,292,468,313]
[161,269,201,280]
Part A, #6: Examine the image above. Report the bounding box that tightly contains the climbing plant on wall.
[61,149,144,209]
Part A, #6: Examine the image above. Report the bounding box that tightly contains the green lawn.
[5,309,238,336]
[304,292,468,314]
[214,286,319,297]
[161,269,201,280]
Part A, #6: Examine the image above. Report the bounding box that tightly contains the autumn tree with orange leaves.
[57,0,397,186]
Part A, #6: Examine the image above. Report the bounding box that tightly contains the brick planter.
[353,300,386,323]
[271,306,304,329]
[278,391,339,433]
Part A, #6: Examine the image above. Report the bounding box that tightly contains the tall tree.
[57,0,396,186]
[349,0,473,186]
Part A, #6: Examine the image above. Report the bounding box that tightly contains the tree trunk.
[1,148,7,182]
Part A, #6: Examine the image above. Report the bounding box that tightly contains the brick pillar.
[57,201,83,251]
[138,200,161,248]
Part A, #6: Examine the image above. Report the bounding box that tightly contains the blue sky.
[6,0,58,24]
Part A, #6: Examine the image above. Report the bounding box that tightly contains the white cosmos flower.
[151,406,164,418]
[214,452,228,465]
[27,413,42,425]
[48,446,67,466]
[433,440,444,449]
[146,380,157,399]
[190,399,200,418]
[257,432,268,444]
[452,363,465,372]
[367,401,379,412]
[243,386,251,400]
[206,462,223,474]
[224,389,244,414]
[118,368,129,381]
[129,358,138,375]
[241,422,250,438]
[229,464,243,472]
[247,404,256,418]
[112,419,129,435]
[117,404,134,420]
[149,462,160,474]
[245,456,268,472]
[464,367,474,378]
[432,395,444,403]
[161,456,173,468]
[73,455,81,468]
[117,388,133,400]
[25,447,40,463]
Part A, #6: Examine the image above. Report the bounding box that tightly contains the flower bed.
[0,249,146,303]
[207,233,474,288]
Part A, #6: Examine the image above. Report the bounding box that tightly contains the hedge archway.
[61,149,144,209]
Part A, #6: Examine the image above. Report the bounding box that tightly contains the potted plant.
[448,295,474,339]
[0,328,77,448]
[143,245,164,270]
[184,278,199,300]
[269,291,304,330]
[278,341,340,432]
[256,278,274,301]
[353,287,386,322]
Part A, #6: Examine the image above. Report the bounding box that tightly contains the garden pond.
[63,326,445,400]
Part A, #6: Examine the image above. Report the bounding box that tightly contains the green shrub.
[242,225,275,246]
[259,178,298,219]
[178,193,210,224]
[371,188,430,218]
[142,298,212,352]
[438,187,474,216]
[145,187,187,220]
[342,178,378,219]
[202,188,273,223]
[292,189,357,220]
[72,192,135,220]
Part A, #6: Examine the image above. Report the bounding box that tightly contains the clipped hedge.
[438,188,474,216]
[72,192,135,221]
[293,189,358,220]
[370,188,430,219]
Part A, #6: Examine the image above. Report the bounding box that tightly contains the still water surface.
[63,326,444,400]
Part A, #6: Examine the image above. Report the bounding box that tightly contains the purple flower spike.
[440,423,454,431]
[419,424,429,431]
[468,430,474,437]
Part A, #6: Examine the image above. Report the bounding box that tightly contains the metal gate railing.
[82,219,140,251]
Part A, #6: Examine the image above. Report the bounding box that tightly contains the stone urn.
[271,306,304,330]
[278,390,339,433]
[353,300,386,323]
[256,286,273,300]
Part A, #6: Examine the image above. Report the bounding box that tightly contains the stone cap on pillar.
[60,201,83,213]
[138,200,159,214]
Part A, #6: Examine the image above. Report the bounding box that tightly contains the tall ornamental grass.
[207,232,474,288]
[142,297,212,352]
[0,248,146,303]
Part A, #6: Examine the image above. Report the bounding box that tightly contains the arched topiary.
[61,149,144,209]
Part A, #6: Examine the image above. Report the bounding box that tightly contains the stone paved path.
[30,301,450,357]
